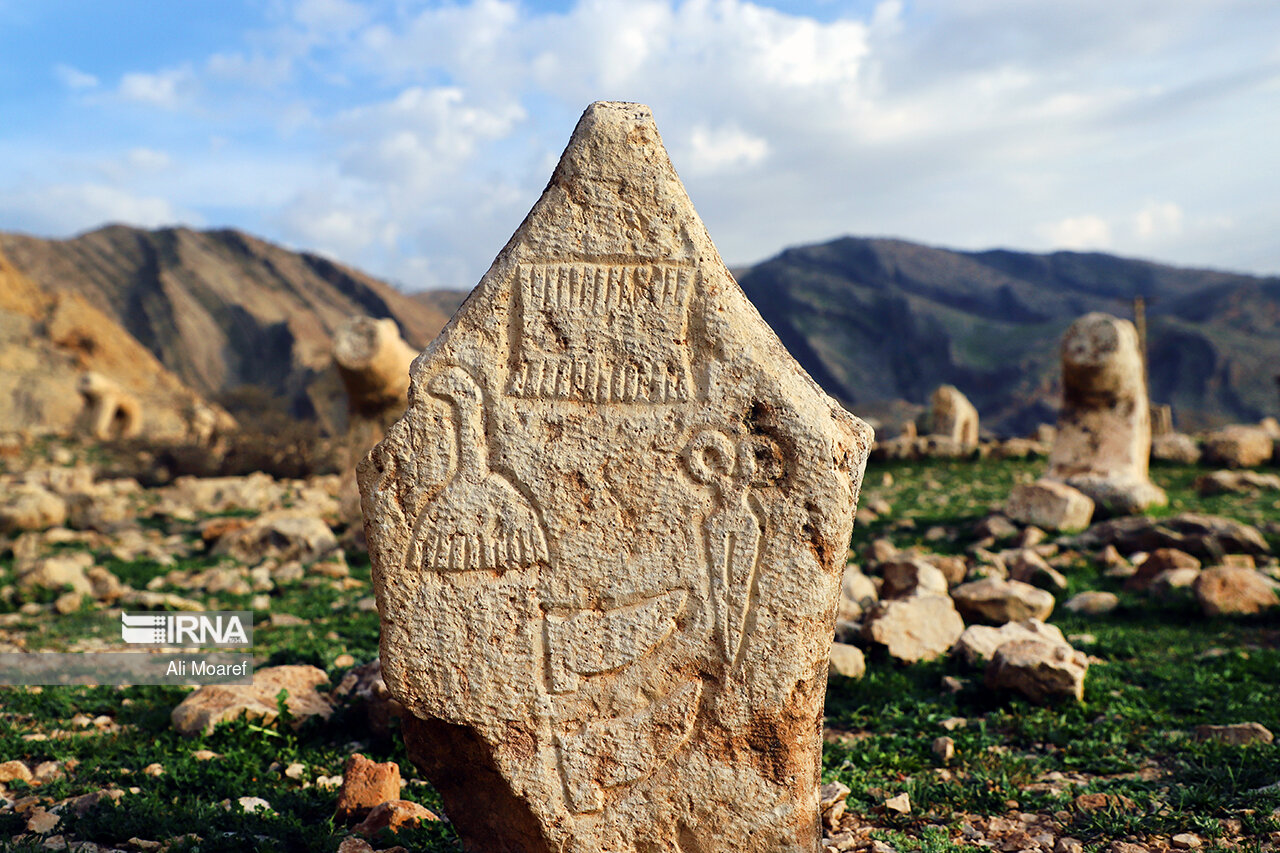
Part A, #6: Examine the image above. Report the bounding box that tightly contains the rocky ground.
[0,436,1278,852]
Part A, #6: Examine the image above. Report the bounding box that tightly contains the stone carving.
[406,365,549,572]
[1046,313,1166,514]
[684,430,774,666]
[359,101,872,853]
[509,262,694,403]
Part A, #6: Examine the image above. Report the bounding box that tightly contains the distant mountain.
[0,247,216,437]
[735,236,1280,434]
[5,226,1275,437]
[0,225,450,428]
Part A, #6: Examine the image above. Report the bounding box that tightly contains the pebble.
[884,792,911,814]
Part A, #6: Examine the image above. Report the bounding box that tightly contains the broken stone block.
[1046,313,1167,514]
[1126,548,1201,592]
[171,665,334,736]
[1192,566,1280,616]
[984,639,1088,703]
[1005,480,1094,532]
[1202,425,1275,469]
[828,643,866,680]
[1196,470,1280,496]
[1151,432,1201,465]
[950,576,1055,625]
[952,618,1067,667]
[1193,722,1273,746]
[879,558,949,599]
[358,101,873,853]
[335,753,402,822]
[1063,591,1119,616]
[862,595,965,663]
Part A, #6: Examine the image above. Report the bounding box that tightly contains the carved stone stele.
[1047,312,1166,514]
[358,101,873,853]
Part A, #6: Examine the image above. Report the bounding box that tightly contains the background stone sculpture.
[77,372,142,441]
[358,101,872,853]
[1046,312,1166,513]
[929,384,979,452]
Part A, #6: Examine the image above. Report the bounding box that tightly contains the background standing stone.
[1046,312,1167,514]
[359,101,872,853]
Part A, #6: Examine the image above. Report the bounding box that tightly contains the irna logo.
[120,612,252,647]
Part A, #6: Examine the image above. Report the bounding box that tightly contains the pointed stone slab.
[358,101,873,853]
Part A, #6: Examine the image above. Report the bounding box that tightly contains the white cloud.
[685,125,769,174]
[118,67,194,108]
[53,63,98,90]
[1040,215,1113,250]
[0,184,196,235]
[1134,201,1184,240]
[293,0,369,34]
[333,87,524,188]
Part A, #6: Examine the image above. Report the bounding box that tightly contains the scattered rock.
[1063,591,1119,616]
[26,807,59,833]
[17,552,94,596]
[1171,833,1202,850]
[1147,568,1202,600]
[0,760,32,784]
[985,639,1088,703]
[819,781,851,829]
[973,515,1019,542]
[353,800,440,836]
[1066,513,1271,562]
[1005,480,1094,533]
[837,566,879,623]
[1195,470,1280,496]
[171,665,334,735]
[879,558,948,599]
[212,512,337,564]
[1126,548,1201,592]
[1151,433,1201,465]
[920,554,968,586]
[1193,723,1273,746]
[953,619,1067,666]
[0,484,67,533]
[932,736,955,763]
[828,643,866,680]
[883,792,911,814]
[1202,425,1275,469]
[950,576,1055,624]
[335,753,403,822]
[1005,549,1068,591]
[1193,566,1280,616]
[862,595,966,663]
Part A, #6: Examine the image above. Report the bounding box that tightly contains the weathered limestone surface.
[358,102,873,853]
[1047,313,1166,514]
[929,385,979,452]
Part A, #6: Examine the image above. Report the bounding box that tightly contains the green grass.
[2,457,1278,850]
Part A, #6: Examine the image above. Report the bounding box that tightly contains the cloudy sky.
[2,0,1278,290]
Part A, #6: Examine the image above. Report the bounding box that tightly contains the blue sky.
[2,0,1278,290]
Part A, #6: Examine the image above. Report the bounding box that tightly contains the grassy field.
[1,455,1278,852]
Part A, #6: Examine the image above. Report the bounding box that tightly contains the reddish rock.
[335,754,403,822]
[1193,567,1280,616]
[353,799,440,836]
[1126,548,1201,591]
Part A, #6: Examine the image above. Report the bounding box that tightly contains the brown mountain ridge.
[3,225,1277,436]
[0,225,450,428]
